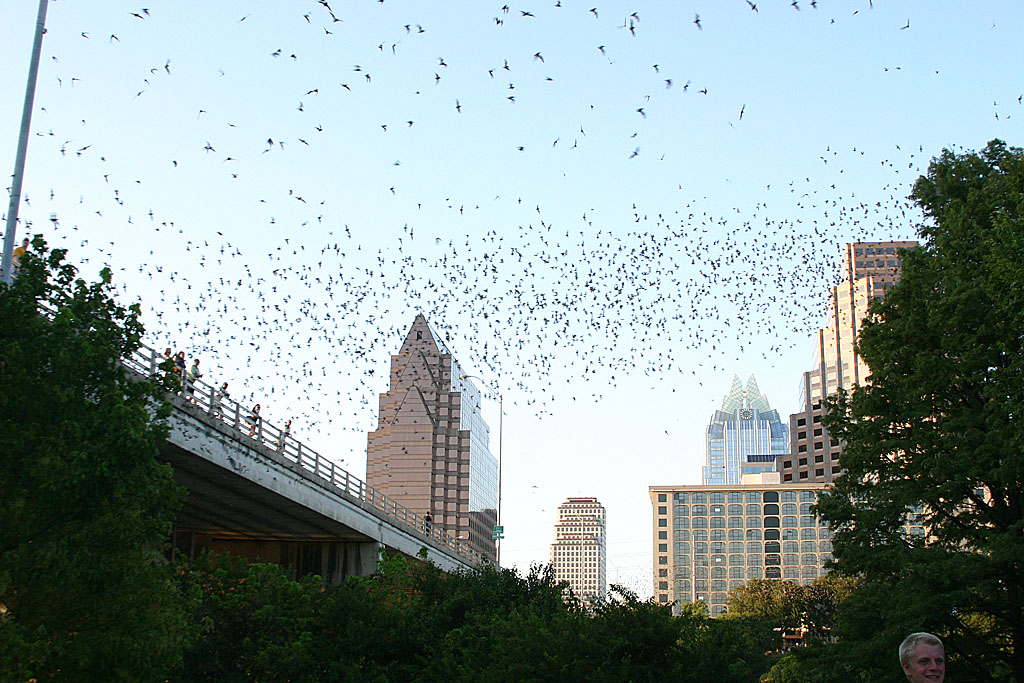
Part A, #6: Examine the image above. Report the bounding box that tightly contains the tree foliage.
[172,552,783,682]
[0,238,190,681]
[815,140,1024,681]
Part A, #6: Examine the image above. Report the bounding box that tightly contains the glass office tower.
[704,375,788,486]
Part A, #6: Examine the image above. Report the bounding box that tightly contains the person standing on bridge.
[277,419,291,452]
[184,358,202,403]
[424,511,432,536]
[174,351,187,392]
[247,403,261,438]
[210,381,229,418]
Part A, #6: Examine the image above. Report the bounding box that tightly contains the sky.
[2,0,1022,597]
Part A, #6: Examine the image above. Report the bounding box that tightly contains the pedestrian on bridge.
[247,404,262,438]
[211,382,229,418]
[277,419,291,451]
[185,358,202,403]
[174,351,186,392]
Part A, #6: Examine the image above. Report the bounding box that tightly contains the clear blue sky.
[3,1,1022,595]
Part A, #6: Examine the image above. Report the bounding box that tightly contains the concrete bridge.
[121,343,483,582]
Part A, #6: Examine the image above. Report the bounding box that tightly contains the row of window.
[667,515,825,529]
[673,503,816,516]
[674,566,823,592]
[673,528,830,542]
[659,490,817,504]
[783,467,842,481]
[671,541,831,554]
[672,553,829,567]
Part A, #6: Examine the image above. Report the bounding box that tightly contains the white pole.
[2,0,49,284]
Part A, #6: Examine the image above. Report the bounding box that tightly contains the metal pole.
[2,0,49,284]
[497,392,503,570]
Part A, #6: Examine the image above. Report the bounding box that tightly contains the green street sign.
[493,525,504,540]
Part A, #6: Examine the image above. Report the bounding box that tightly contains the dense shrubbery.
[169,553,784,682]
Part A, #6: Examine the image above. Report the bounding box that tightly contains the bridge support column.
[172,533,383,584]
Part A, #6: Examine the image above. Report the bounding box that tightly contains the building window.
[658,556,667,565]
[658,506,667,515]
[658,494,667,502]
[658,519,667,527]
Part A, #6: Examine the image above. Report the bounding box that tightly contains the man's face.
[903,643,945,683]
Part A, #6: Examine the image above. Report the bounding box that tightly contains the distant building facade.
[781,241,917,484]
[366,315,498,561]
[550,497,607,604]
[704,375,788,486]
[650,479,832,617]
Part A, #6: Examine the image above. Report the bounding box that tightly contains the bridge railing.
[121,340,486,567]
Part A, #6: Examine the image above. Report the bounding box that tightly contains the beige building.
[550,497,607,604]
[366,315,498,561]
[781,241,917,484]
[650,477,831,617]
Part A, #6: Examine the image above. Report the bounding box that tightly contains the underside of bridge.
[160,440,382,584]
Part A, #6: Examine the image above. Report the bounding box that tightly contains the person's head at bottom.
[900,632,945,683]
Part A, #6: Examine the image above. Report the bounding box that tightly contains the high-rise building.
[366,315,499,561]
[550,497,607,604]
[704,374,788,486]
[780,241,917,484]
[650,478,835,617]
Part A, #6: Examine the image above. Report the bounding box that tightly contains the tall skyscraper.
[781,241,917,483]
[366,315,499,561]
[703,374,788,486]
[550,497,607,604]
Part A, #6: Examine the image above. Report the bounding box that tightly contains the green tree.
[0,238,190,681]
[816,140,1024,681]
[171,555,321,682]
